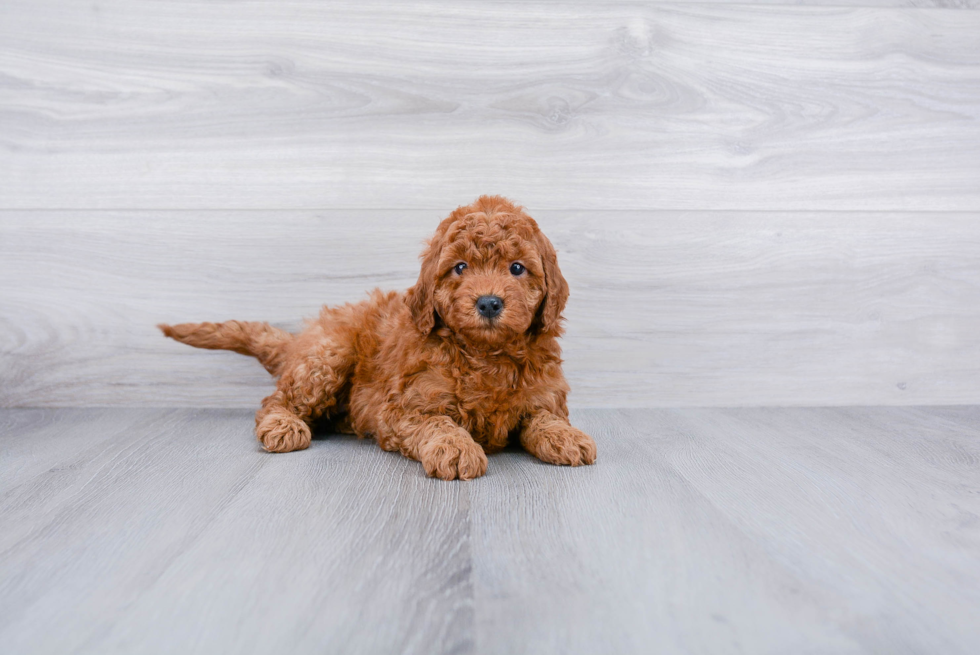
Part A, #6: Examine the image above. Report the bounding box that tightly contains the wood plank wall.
[2,1,978,408]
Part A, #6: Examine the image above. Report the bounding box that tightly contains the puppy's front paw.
[418,433,488,481]
[256,409,312,453]
[528,425,597,467]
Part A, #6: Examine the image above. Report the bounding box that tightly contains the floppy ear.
[406,220,451,335]
[533,230,569,334]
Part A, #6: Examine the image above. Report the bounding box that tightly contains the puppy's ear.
[533,230,569,334]
[407,220,451,335]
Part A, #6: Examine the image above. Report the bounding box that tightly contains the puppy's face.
[433,220,545,344]
[408,196,569,345]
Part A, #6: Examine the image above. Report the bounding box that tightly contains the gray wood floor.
[1,406,978,654]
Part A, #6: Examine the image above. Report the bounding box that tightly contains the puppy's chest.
[452,365,529,446]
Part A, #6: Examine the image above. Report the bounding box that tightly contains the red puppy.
[160,195,596,480]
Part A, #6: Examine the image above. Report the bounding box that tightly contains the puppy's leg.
[255,339,352,453]
[520,411,597,467]
[393,414,488,480]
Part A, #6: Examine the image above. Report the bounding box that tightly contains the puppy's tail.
[158,320,294,375]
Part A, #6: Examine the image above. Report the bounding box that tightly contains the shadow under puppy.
[160,195,596,480]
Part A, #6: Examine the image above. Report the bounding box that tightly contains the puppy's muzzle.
[476,295,504,319]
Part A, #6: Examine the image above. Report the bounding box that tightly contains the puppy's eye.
[453,262,468,275]
[509,262,526,276]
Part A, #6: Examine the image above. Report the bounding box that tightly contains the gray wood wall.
[2,1,979,408]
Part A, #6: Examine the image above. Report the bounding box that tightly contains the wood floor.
[1,406,978,654]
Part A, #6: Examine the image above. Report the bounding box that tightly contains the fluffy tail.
[158,320,294,375]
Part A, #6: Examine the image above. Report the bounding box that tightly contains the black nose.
[476,295,504,319]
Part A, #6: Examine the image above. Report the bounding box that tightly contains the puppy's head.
[407,195,569,345]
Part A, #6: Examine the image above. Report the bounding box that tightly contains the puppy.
[160,195,596,480]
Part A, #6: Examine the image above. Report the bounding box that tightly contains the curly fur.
[159,195,596,480]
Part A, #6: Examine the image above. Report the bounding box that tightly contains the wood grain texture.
[2,210,979,408]
[471,406,980,654]
[1,2,979,211]
[0,408,473,655]
[700,0,980,5]
[1,407,978,653]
